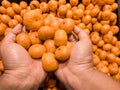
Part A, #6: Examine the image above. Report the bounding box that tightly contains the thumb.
[73,26,91,43]
[3,24,23,43]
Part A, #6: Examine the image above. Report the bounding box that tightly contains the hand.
[0,24,47,90]
[55,26,94,90]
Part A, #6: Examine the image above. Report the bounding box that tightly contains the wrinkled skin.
[55,26,94,90]
[0,24,47,89]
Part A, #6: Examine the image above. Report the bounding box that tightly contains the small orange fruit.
[97,39,105,47]
[90,8,100,17]
[112,3,118,11]
[20,1,28,9]
[111,46,120,56]
[8,19,18,28]
[82,15,92,25]
[12,3,22,14]
[110,13,117,21]
[110,25,119,35]
[50,19,60,31]
[106,0,115,5]
[108,62,118,75]
[23,10,43,31]
[99,50,107,60]
[111,36,118,45]
[93,54,100,65]
[55,45,71,61]
[28,44,46,59]
[60,18,74,34]
[6,7,15,18]
[58,5,67,15]
[30,0,40,9]
[28,32,41,45]
[93,22,102,32]
[20,9,27,17]
[1,14,11,24]
[101,10,111,20]
[107,53,116,63]
[38,26,55,40]
[48,0,58,12]
[1,0,11,8]
[16,32,31,49]
[103,33,113,43]
[82,0,91,5]
[78,3,85,10]
[70,0,79,6]
[66,10,73,18]
[44,39,56,53]
[100,24,110,34]
[0,24,5,36]
[42,52,58,72]
[40,2,49,13]
[103,5,112,11]
[66,3,72,10]
[103,44,112,51]
[72,8,84,19]
[77,23,86,29]
[58,0,66,6]
[0,6,7,14]
[54,29,68,46]
[14,15,23,23]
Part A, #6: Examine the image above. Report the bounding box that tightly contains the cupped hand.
[0,24,47,89]
[55,26,94,90]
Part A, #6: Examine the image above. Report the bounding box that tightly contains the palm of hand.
[0,24,46,87]
[55,26,93,89]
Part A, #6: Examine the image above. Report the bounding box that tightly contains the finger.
[3,24,22,43]
[22,26,27,33]
[73,26,90,41]
[69,34,77,42]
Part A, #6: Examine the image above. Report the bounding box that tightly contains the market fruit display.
[0,0,120,89]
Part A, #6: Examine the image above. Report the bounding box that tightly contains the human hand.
[0,24,47,90]
[55,26,94,90]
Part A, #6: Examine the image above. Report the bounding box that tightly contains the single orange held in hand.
[28,32,41,45]
[44,39,56,53]
[16,32,31,49]
[41,52,58,72]
[38,26,55,40]
[54,29,68,47]
[28,44,46,59]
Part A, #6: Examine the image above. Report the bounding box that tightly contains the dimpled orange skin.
[44,39,56,53]
[38,26,55,40]
[28,32,41,45]
[0,24,5,36]
[41,52,59,72]
[16,33,31,49]
[28,44,46,59]
[60,18,75,34]
[54,29,68,47]
[55,45,71,61]
[23,10,43,31]
[8,19,18,28]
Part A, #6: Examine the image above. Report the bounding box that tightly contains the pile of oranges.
[0,0,120,89]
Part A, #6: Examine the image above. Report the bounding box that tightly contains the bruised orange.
[23,10,43,31]
[55,45,71,61]
[16,32,31,49]
[42,52,58,72]
[38,26,55,40]
[54,29,68,46]
[28,44,46,59]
